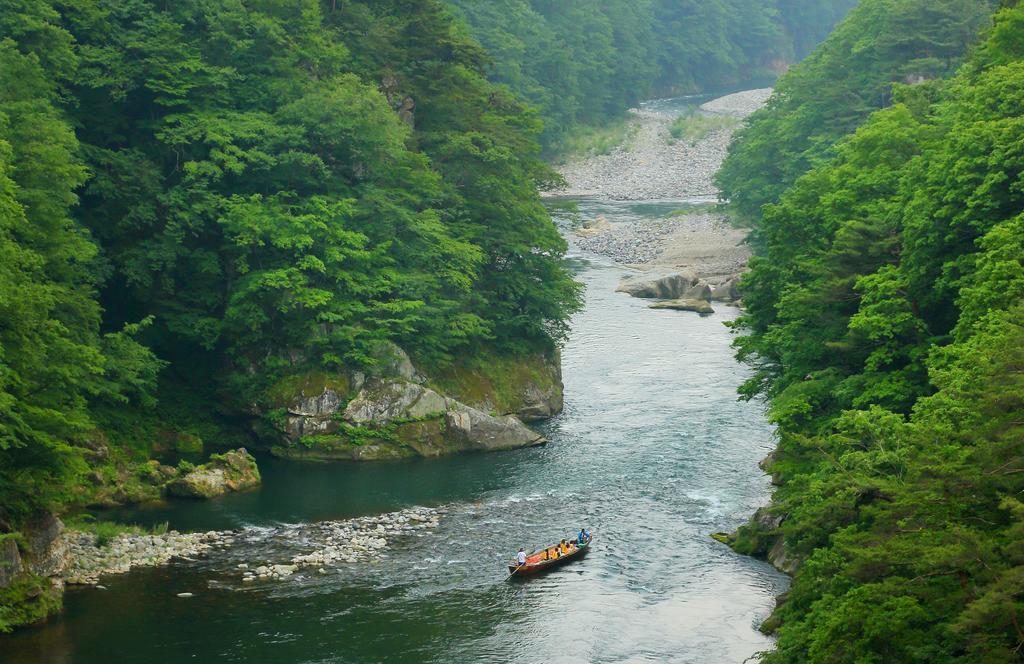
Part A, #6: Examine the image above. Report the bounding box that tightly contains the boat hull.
[508,540,591,577]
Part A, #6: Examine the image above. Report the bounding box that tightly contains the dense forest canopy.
[717,0,998,225]
[0,0,586,527]
[723,2,1024,660]
[445,0,856,148]
[0,0,857,536]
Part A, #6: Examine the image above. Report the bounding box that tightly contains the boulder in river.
[683,281,712,302]
[616,270,699,299]
[167,449,261,499]
[649,298,715,315]
[711,277,741,303]
[444,403,546,452]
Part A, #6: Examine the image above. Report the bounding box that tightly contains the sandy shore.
[555,88,771,280]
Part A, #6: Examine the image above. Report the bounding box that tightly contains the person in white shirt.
[516,548,527,566]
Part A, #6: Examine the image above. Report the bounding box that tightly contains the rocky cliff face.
[266,345,559,461]
[0,512,68,631]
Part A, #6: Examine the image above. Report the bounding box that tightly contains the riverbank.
[556,88,769,286]
[2,89,789,662]
[575,211,750,282]
[546,88,770,202]
[60,506,443,587]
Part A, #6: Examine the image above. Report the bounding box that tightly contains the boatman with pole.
[516,548,527,567]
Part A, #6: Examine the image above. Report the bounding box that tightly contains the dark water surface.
[3,204,788,663]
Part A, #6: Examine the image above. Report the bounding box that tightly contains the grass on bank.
[668,114,740,145]
[64,514,169,547]
[551,117,638,163]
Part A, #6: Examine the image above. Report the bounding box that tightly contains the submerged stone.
[649,298,715,315]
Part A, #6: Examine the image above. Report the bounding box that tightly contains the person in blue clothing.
[577,528,590,545]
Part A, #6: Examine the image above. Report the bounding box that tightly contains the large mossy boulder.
[343,382,449,424]
[166,449,261,499]
[265,345,553,462]
[429,349,563,422]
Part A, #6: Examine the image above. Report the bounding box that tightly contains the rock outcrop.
[344,381,448,424]
[166,449,261,499]
[516,375,563,421]
[711,505,800,577]
[20,512,68,578]
[0,512,69,630]
[444,404,544,452]
[267,345,553,461]
[0,536,22,589]
[710,277,741,303]
[616,270,699,299]
[649,298,715,315]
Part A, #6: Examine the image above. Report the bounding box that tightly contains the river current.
[4,197,788,663]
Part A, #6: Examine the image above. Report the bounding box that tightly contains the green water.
[2,200,787,663]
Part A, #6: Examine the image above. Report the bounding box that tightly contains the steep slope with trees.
[446,0,857,149]
[0,0,583,628]
[720,4,1024,660]
[717,0,998,225]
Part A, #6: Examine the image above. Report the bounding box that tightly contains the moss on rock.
[0,574,62,633]
[429,348,563,420]
[166,448,261,499]
[265,371,352,408]
[270,417,449,461]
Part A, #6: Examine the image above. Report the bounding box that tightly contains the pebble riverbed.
[547,89,772,202]
[575,211,733,266]
[61,506,442,586]
[555,88,770,274]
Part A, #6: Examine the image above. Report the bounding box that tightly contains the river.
[0,199,786,659]
[4,193,787,664]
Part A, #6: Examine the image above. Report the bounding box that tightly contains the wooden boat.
[507,536,592,578]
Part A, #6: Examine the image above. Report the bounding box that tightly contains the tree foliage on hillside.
[717,0,998,225]
[446,0,856,148]
[0,7,162,521]
[0,0,581,524]
[728,5,1024,660]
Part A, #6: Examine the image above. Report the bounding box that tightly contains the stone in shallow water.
[649,298,715,315]
[616,271,699,299]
